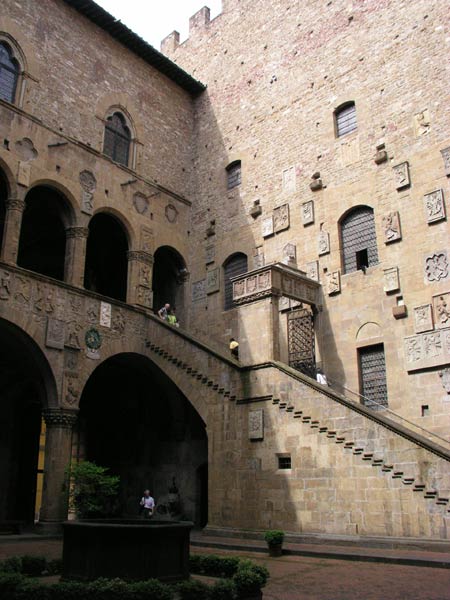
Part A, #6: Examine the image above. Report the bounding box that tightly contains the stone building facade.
[0,0,449,541]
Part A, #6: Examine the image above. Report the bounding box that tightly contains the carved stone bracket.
[232,263,320,307]
[127,250,154,265]
[42,408,78,429]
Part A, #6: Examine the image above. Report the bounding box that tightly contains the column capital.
[5,198,26,212]
[42,408,78,428]
[127,250,154,265]
[65,226,89,239]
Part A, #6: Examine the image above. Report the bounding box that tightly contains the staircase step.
[279,402,287,409]
[213,384,219,390]
[224,391,230,397]
[344,442,355,448]
[372,459,383,466]
[362,453,373,461]
[302,416,312,423]
[392,471,404,479]
[402,478,415,485]
[319,427,328,433]
[310,421,320,428]
[326,431,336,438]
[413,484,426,492]
[437,498,449,505]
[353,448,364,455]
[286,406,294,412]
[382,465,393,472]
[293,411,302,418]
[229,395,236,401]
[335,437,345,444]
[424,491,438,498]
[272,399,280,405]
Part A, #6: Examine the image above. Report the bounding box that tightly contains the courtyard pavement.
[0,536,449,599]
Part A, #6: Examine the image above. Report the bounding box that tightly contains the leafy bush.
[232,568,265,597]
[237,560,268,586]
[0,572,26,600]
[46,559,63,576]
[14,578,50,600]
[47,580,87,600]
[176,578,211,600]
[66,461,120,518]
[20,555,47,577]
[263,530,284,546]
[0,556,22,573]
[86,577,129,600]
[189,554,240,578]
[130,578,173,600]
[209,578,238,599]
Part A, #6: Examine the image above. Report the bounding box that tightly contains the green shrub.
[237,561,268,586]
[14,578,50,600]
[0,556,22,573]
[46,559,63,576]
[263,530,284,546]
[66,461,120,518]
[232,568,265,598]
[130,578,173,600]
[86,577,130,600]
[176,578,210,600]
[20,555,47,577]
[0,572,26,600]
[209,578,237,600]
[48,580,88,600]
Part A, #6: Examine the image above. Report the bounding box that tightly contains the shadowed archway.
[152,246,188,324]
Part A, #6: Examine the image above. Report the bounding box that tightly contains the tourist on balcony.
[158,303,170,320]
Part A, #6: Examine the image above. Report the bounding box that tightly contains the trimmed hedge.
[0,553,269,600]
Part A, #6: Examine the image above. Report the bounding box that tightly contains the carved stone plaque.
[100,301,112,328]
[326,271,340,295]
[136,286,152,308]
[318,229,330,256]
[248,409,264,440]
[413,304,433,334]
[17,161,31,187]
[404,327,450,372]
[382,211,401,243]
[282,243,297,267]
[383,267,400,293]
[64,374,80,407]
[0,271,11,300]
[439,368,450,393]
[253,246,264,269]
[393,162,410,190]
[424,251,449,283]
[413,109,430,137]
[262,216,274,238]
[441,147,450,177]
[205,245,215,264]
[282,166,296,193]
[306,261,319,282]
[140,226,154,254]
[46,317,65,350]
[424,189,445,224]
[165,203,178,223]
[302,201,314,226]
[133,193,149,215]
[206,268,219,294]
[80,170,96,215]
[433,293,450,329]
[192,279,206,302]
[81,191,94,215]
[273,204,289,233]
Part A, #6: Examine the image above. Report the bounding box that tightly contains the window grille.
[359,344,388,410]
[336,103,357,137]
[103,112,131,166]
[341,207,378,274]
[223,253,247,310]
[0,43,19,103]
[226,161,241,190]
[278,455,291,469]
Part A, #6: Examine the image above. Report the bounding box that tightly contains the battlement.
[161,4,223,55]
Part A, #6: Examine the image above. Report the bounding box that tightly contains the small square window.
[356,248,369,271]
[278,455,291,469]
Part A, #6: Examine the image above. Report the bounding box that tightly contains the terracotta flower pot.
[268,543,283,557]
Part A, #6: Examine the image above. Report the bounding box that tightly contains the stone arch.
[152,245,188,324]
[356,321,382,342]
[78,352,208,525]
[17,184,76,282]
[0,316,58,523]
[27,178,79,222]
[84,210,130,301]
[223,252,248,310]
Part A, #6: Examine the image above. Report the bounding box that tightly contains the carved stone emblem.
[440,147,450,177]
[64,375,79,406]
[273,204,289,233]
[79,170,96,216]
[65,350,79,372]
[382,211,401,243]
[34,286,54,314]
[205,245,215,264]
[393,162,410,190]
[306,261,319,282]
[0,271,11,300]
[139,263,152,286]
[14,276,31,305]
[206,268,220,294]
[413,304,433,334]
[433,293,450,329]
[133,193,149,215]
[438,368,450,393]
[86,301,98,324]
[233,279,246,299]
[413,109,430,136]
[302,201,314,226]
[17,162,31,187]
[136,286,152,308]
[192,279,206,302]
[326,271,341,295]
[113,309,125,335]
[85,328,102,359]
[318,227,330,256]
[165,204,178,223]
[14,138,38,161]
[424,189,445,224]
[66,320,82,349]
[140,227,154,253]
[282,166,296,193]
[404,328,450,371]
[383,267,400,293]
[100,301,112,328]
[425,251,449,283]
[282,243,297,267]
[262,216,273,238]
[46,318,65,350]
[249,409,264,440]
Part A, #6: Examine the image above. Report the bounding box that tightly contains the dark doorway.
[0,168,7,253]
[0,319,52,525]
[223,253,248,310]
[358,344,388,410]
[78,353,208,526]
[152,247,187,323]
[17,186,70,281]
[84,213,128,301]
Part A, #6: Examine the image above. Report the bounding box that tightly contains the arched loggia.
[152,246,188,324]
[0,318,57,525]
[84,213,129,302]
[17,186,73,282]
[78,353,208,526]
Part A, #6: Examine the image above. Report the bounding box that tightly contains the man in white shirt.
[316,368,328,386]
[140,489,155,519]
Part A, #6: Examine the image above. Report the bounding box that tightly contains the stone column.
[0,194,26,264]
[127,250,154,309]
[37,408,78,533]
[64,227,89,287]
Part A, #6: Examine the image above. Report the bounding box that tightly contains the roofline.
[62,0,206,96]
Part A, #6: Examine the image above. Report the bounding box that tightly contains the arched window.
[0,42,19,104]
[223,252,247,310]
[103,112,131,166]
[335,102,357,137]
[340,206,378,274]
[226,160,241,190]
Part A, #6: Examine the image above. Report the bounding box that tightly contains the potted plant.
[263,530,284,557]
